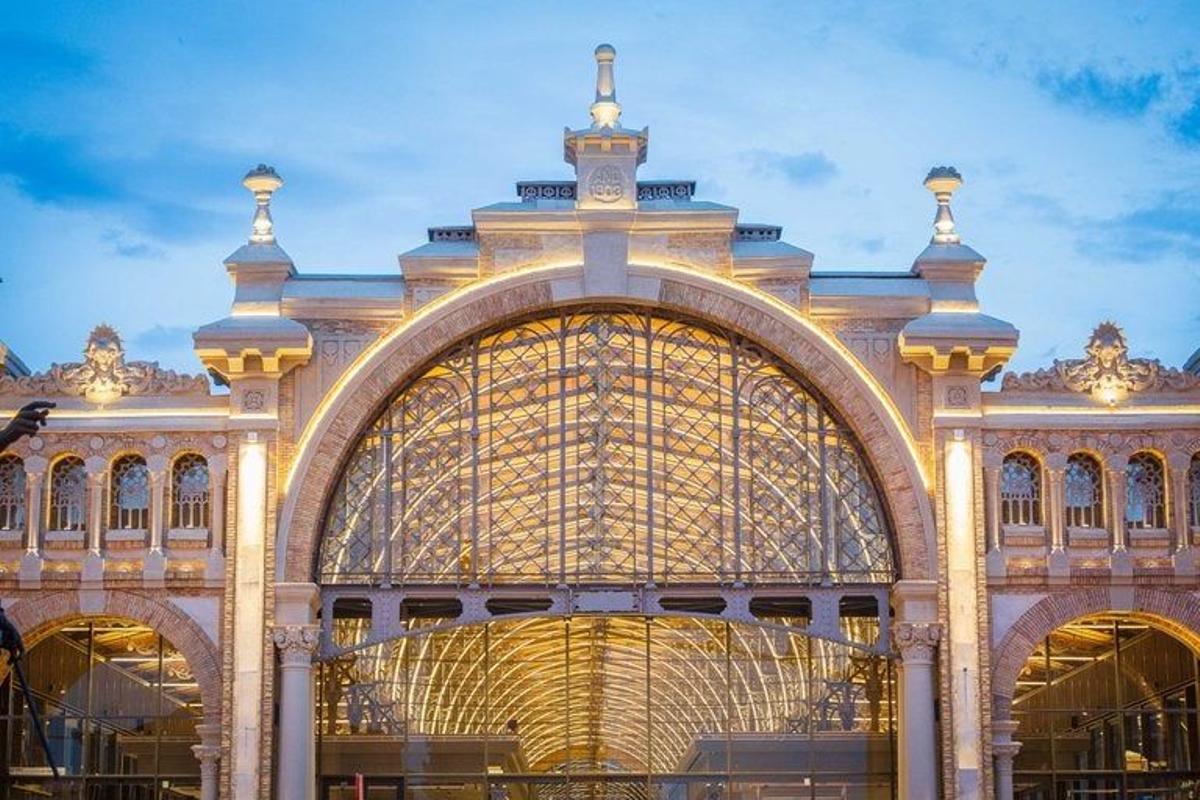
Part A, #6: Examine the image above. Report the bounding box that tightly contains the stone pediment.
[0,324,209,404]
[1002,321,1199,402]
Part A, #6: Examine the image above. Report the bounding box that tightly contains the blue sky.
[1,1,1198,375]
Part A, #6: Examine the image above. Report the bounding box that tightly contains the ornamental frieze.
[1002,321,1199,402]
[0,324,209,404]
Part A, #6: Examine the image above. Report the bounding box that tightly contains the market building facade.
[2,45,1199,800]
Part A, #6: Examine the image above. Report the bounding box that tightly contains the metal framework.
[319,308,894,588]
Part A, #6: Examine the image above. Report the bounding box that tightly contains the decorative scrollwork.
[893,622,941,662]
[0,324,208,404]
[273,625,320,664]
[1003,322,1200,401]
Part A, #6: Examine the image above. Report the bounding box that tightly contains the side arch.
[3,589,222,724]
[991,586,1200,719]
[277,263,936,583]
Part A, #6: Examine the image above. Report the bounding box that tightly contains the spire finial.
[590,43,621,129]
[242,164,283,245]
[923,166,963,245]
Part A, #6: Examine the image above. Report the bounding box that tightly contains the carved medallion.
[586,164,624,203]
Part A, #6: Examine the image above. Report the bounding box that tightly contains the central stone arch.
[277,263,936,583]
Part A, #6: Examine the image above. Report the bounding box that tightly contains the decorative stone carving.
[241,390,265,412]
[894,622,941,662]
[1003,322,1200,402]
[273,624,320,664]
[945,385,969,408]
[516,181,577,200]
[636,180,694,201]
[0,325,208,404]
[586,164,625,203]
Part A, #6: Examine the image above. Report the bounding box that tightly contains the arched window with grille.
[1126,452,1166,530]
[171,453,210,529]
[1064,453,1104,529]
[48,456,87,532]
[0,454,25,532]
[109,454,150,531]
[1187,453,1199,531]
[1000,452,1041,526]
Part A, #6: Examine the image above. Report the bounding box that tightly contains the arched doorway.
[0,617,205,799]
[1010,613,1200,799]
[313,307,902,799]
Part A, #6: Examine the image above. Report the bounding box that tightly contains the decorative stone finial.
[242,164,283,244]
[590,44,621,129]
[923,166,963,245]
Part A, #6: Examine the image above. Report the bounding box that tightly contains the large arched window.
[1064,453,1104,529]
[1012,614,1200,796]
[319,308,895,587]
[0,454,24,532]
[1000,452,1041,526]
[1126,452,1166,530]
[0,618,202,795]
[109,454,150,531]
[171,453,210,530]
[47,456,87,532]
[315,308,900,797]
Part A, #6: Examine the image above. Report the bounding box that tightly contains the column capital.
[273,623,320,665]
[992,739,1022,761]
[191,742,221,764]
[894,621,941,663]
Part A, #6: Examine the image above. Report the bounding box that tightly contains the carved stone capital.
[894,621,941,663]
[992,739,1022,762]
[191,742,221,766]
[273,624,319,665]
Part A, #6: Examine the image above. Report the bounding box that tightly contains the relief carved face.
[1085,323,1128,372]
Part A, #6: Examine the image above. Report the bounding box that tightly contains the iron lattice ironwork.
[48,455,86,532]
[109,454,150,530]
[319,308,895,586]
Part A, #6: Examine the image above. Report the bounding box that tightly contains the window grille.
[110,455,150,530]
[0,454,24,531]
[1064,454,1104,529]
[48,456,87,532]
[319,308,895,586]
[1000,452,1041,526]
[171,454,210,529]
[1126,452,1166,530]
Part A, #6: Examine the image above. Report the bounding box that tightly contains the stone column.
[1106,455,1131,576]
[892,580,940,800]
[992,720,1021,800]
[145,454,168,583]
[82,456,107,583]
[192,722,222,800]
[19,456,46,585]
[983,454,1005,578]
[1045,453,1069,582]
[1168,453,1196,577]
[275,582,320,800]
[205,453,228,585]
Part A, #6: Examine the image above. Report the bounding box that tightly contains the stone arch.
[991,586,1200,720]
[3,589,222,724]
[277,263,936,583]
